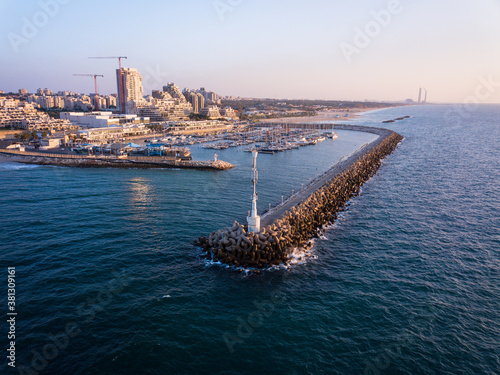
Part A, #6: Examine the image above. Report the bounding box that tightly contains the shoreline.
[259,104,407,124]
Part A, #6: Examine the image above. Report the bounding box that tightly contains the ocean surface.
[0,105,499,374]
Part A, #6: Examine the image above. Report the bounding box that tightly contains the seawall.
[196,125,403,268]
[0,150,234,170]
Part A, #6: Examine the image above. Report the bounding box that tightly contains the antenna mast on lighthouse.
[247,150,261,233]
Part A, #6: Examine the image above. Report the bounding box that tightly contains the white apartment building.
[76,123,151,142]
[200,105,221,119]
[117,67,144,114]
[137,97,192,122]
[60,111,150,128]
[0,99,73,130]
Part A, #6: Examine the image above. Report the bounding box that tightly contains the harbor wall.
[0,150,234,170]
[196,126,403,268]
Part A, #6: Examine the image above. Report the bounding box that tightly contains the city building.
[151,90,172,100]
[36,88,52,96]
[0,99,75,131]
[137,97,192,122]
[197,87,220,104]
[63,97,93,111]
[219,106,238,119]
[39,138,62,149]
[164,120,233,134]
[117,68,144,114]
[135,83,194,121]
[60,111,150,128]
[20,117,76,131]
[200,105,221,119]
[106,95,117,108]
[163,83,186,102]
[76,123,151,142]
[183,89,205,114]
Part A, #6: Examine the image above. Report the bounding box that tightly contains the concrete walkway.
[260,125,394,227]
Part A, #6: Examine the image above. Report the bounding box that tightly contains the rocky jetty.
[0,151,234,170]
[196,130,403,268]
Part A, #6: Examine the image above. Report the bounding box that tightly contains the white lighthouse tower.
[247,150,260,233]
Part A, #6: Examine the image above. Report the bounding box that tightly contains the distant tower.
[247,151,260,233]
[424,89,428,104]
[418,88,422,104]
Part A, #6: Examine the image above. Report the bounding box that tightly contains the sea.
[0,105,498,375]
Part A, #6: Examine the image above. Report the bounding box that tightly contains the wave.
[0,162,41,171]
[200,240,318,274]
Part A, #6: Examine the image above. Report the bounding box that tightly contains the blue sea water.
[0,105,499,374]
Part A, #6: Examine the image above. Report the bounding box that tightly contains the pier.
[196,125,404,268]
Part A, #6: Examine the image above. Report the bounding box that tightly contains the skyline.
[2,0,500,103]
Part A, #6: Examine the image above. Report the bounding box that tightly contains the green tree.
[42,131,48,138]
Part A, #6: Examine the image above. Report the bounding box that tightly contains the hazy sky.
[1,0,500,102]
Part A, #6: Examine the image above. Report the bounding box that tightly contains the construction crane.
[73,74,104,111]
[88,56,127,114]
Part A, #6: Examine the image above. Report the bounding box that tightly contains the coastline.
[259,105,406,124]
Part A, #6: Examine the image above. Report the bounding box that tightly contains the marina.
[0,121,343,170]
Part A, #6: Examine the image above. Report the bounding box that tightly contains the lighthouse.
[247,150,260,233]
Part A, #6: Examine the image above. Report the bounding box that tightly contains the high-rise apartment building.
[116,68,144,114]
[183,89,205,114]
[195,93,204,114]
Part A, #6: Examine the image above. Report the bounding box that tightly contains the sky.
[1,0,500,103]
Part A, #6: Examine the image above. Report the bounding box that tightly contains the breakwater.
[196,125,403,268]
[0,150,234,170]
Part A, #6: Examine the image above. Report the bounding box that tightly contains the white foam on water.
[0,162,41,171]
[286,243,318,266]
[200,240,319,274]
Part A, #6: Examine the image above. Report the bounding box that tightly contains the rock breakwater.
[196,129,403,268]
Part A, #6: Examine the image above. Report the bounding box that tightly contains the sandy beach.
[259,107,395,124]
